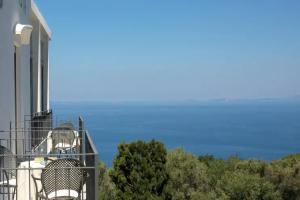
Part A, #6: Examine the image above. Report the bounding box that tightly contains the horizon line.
[50,97,300,104]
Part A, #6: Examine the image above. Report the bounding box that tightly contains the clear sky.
[35,0,300,102]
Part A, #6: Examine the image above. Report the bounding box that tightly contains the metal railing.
[30,110,53,147]
[0,116,98,200]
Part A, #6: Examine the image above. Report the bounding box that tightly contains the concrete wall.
[0,0,50,153]
[0,0,31,151]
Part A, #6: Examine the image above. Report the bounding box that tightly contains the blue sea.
[52,101,300,166]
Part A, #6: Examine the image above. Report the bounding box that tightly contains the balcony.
[0,114,98,200]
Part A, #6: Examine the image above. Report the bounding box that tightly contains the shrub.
[98,161,116,200]
[164,149,209,200]
[110,140,168,200]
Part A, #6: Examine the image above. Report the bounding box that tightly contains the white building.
[0,0,51,153]
[0,2,99,199]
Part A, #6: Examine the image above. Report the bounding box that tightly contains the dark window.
[18,0,26,12]
[23,0,26,12]
[0,0,3,8]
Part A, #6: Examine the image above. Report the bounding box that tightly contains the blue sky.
[35,0,300,102]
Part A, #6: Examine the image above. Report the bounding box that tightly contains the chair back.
[0,146,16,179]
[57,122,75,130]
[51,124,75,149]
[41,158,87,197]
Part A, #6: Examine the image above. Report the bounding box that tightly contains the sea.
[52,101,300,166]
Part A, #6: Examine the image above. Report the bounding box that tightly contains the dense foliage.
[109,140,168,200]
[99,140,300,200]
[98,161,116,200]
[164,149,210,200]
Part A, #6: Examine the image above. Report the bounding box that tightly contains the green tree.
[264,154,300,200]
[199,155,283,200]
[203,156,239,191]
[234,159,267,176]
[101,139,300,200]
[218,171,282,200]
[164,149,210,200]
[98,161,116,200]
[110,140,168,200]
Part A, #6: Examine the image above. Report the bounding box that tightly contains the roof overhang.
[31,0,52,39]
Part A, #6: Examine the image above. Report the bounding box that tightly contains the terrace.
[0,112,98,200]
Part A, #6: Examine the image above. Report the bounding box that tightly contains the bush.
[98,161,116,200]
[164,149,209,200]
[218,171,282,200]
[99,139,300,200]
[264,154,300,200]
[110,140,168,200]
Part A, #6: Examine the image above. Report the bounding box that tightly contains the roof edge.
[31,0,52,39]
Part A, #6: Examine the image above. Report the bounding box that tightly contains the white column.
[47,42,50,110]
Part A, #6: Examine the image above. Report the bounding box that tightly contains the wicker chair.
[56,122,75,131]
[0,146,17,199]
[51,124,76,154]
[32,158,87,200]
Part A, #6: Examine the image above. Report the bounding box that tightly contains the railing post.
[85,134,97,200]
[15,122,17,156]
[49,110,53,129]
[84,131,99,200]
[95,152,99,199]
[9,121,12,151]
[79,117,85,162]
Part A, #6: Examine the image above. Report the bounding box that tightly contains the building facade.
[0,0,51,153]
[0,2,99,199]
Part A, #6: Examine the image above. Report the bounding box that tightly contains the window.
[0,0,3,8]
[18,0,26,12]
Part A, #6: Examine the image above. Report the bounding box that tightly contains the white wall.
[0,0,31,153]
[0,0,50,154]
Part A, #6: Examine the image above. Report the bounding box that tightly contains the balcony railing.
[30,109,53,148]
[0,116,98,200]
